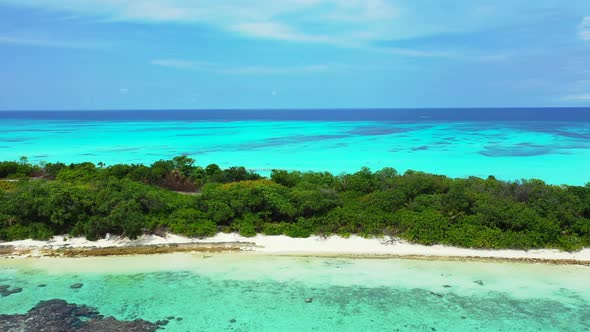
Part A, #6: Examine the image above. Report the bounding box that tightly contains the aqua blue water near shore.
[1,254,590,332]
[1,108,589,185]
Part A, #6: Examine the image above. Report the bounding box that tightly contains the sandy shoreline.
[1,233,589,265]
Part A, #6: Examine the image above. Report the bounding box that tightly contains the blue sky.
[0,0,589,109]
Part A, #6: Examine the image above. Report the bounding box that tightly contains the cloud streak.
[377,47,511,62]
[230,22,340,45]
[561,93,590,101]
[580,17,590,41]
[150,59,215,70]
[151,59,342,75]
[0,35,106,49]
[0,0,398,46]
[2,0,588,66]
[3,0,579,49]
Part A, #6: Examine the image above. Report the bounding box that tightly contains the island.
[1,156,589,263]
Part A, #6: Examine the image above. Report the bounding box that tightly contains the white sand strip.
[2,233,590,263]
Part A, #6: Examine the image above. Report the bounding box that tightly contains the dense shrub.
[0,157,589,250]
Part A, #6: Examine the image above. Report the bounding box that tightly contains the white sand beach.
[2,233,590,264]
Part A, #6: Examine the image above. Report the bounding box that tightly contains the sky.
[0,0,589,110]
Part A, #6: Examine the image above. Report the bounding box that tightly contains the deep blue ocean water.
[1,108,589,184]
[2,108,590,121]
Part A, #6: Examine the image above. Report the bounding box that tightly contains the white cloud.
[150,59,215,70]
[230,22,339,45]
[0,0,398,46]
[151,58,342,74]
[561,93,590,101]
[226,64,334,75]
[580,17,590,41]
[2,0,579,58]
[377,47,510,62]
[0,0,531,53]
[0,35,106,49]
[379,47,456,58]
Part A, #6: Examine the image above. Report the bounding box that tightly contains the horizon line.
[1,106,590,112]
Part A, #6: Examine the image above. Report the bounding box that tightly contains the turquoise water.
[1,254,590,331]
[1,118,590,185]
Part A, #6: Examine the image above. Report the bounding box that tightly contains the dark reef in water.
[0,299,157,332]
[0,285,22,297]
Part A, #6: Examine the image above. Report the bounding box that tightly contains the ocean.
[1,254,589,331]
[2,108,590,331]
[1,108,589,185]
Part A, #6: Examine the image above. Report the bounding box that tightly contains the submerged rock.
[155,319,169,326]
[0,299,157,332]
[429,291,444,298]
[70,283,84,289]
[304,298,313,303]
[0,286,22,297]
[229,319,237,323]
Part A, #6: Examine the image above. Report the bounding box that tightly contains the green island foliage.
[0,157,589,251]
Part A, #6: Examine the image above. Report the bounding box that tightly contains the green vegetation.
[1,157,589,251]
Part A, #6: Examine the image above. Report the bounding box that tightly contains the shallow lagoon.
[1,254,589,331]
[1,116,590,185]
